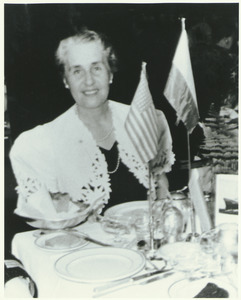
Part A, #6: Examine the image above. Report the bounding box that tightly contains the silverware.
[77,233,112,247]
[93,268,173,297]
[68,230,113,247]
[140,270,175,285]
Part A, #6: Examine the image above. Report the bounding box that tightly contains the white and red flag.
[164,18,199,134]
[125,62,159,163]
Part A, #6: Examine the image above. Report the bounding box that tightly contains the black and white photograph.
[4,1,239,298]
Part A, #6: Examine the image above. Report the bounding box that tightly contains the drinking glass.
[162,204,184,243]
[199,229,221,275]
[133,211,150,245]
[215,223,238,271]
[199,223,238,275]
[100,215,133,246]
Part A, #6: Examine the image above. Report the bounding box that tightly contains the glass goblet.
[100,215,133,246]
[199,223,238,276]
[215,223,238,272]
[199,229,221,276]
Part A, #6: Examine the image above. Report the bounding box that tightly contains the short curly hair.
[55,28,118,77]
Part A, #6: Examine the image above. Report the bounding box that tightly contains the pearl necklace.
[74,104,114,143]
[96,126,114,142]
[108,153,121,174]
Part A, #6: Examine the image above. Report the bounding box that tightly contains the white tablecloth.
[11,220,238,298]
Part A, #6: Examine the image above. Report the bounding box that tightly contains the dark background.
[4,3,238,256]
[5,3,238,135]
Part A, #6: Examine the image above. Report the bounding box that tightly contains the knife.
[93,268,173,297]
[66,230,113,247]
[79,234,112,247]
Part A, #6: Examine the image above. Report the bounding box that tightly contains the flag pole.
[181,17,196,238]
[148,162,155,255]
[187,131,196,236]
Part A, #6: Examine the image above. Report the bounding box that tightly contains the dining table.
[11,217,238,298]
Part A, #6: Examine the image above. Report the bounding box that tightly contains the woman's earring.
[63,79,69,89]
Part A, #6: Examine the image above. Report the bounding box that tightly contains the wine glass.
[133,211,151,247]
[100,215,134,246]
[215,223,238,272]
[199,223,238,276]
[199,228,222,276]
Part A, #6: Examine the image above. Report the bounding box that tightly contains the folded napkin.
[15,187,85,220]
[194,283,229,298]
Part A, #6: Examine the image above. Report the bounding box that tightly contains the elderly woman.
[9,29,174,221]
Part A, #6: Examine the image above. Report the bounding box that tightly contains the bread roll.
[45,233,80,249]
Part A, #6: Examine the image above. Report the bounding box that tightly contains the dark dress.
[99,141,147,214]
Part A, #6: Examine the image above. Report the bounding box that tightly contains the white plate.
[104,201,148,219]
[168,278,237,298]
[55,247,145,283]
[35,231,89,252]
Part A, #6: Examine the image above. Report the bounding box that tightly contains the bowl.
[28,215,87,230]
[14,197,93,230]
[15,210,89,230]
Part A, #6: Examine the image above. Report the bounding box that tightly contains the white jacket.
[10,100,175,218]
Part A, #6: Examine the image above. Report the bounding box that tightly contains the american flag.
[164,18,199,134]
[125,62,159,163]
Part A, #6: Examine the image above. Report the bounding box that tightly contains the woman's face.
[63,40,113,109]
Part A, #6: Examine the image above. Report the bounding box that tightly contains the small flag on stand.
[164,18,211,236]
[164,18,199,134]
[125,62,159,253]
[125,62,159,163]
